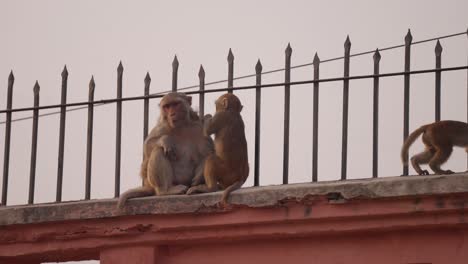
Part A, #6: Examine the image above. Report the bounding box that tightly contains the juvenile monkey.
[401,120,468,175]
[187,93,249,205]
[117,92,214,208]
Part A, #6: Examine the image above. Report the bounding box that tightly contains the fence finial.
[227,48,234,62]
[285,43,292,57]
[255,59,262,73]
[89,76,95,92]
[117,61,124,73]
[61,65,68,78]
[373,49,381,62]
[144,72,151,84]
[344,35,351,51]
[33,81,40,94]
[313,52,320,65]
[405,29,413,44]
[172,55,179,69]
[8,70,14,83]
[435,40,443,55]
[198,65,205,79]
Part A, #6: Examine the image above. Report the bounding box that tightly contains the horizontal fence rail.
[1,29,467,206]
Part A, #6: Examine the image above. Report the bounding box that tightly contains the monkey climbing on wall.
[187,93,249,206]
[117,92,214,209]
[401,120,468,175]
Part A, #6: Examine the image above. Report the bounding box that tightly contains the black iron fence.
[1,29,467,206]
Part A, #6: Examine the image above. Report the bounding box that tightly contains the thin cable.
[1,30,466,124]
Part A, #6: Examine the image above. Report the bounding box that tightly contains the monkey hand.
[161,143,177,161]
[421,170,430,176]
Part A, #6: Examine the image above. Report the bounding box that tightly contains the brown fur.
[117,92,214,209]
[187,93,249,205]
[401,120,468,175]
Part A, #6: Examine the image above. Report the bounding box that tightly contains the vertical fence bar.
[312,53,320,182]
[115,62,123,198]
[143,72,151,140]
[198,65,205,119]
[372,49,381,178]
[56,66,68,202]
[466,27,468,170]
[283,43,292,184]
[28,82,40,204]
[228,49,234,94]
[85,77,95,200]
[254,59,262,187]
[402,30,413,176]
[2,71,14,205]
[435,40,442,121]
[341,36,351,180]
[172,56,178,92]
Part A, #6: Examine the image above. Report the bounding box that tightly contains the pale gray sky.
[1,1,467,262]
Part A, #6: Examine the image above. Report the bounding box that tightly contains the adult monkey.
[401,120,468,175]
[117,92,214,208]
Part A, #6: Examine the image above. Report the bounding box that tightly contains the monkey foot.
[442,170,454,175]
[166,185,189,195]
[419,170,430,176]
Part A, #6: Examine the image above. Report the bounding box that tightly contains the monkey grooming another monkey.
[187,93,249,205]
[401,120,468,175]
[117,92,214,209]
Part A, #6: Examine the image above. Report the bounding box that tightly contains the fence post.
[283,43,292,184]
[143,72,151,141]
[254,59,262,187]
[56,66,68,202]
[172,55,178,92]
[435,40,442,121]
[2,71,14,206]
[198,65,205,119]
[402,29,412,176]
[115,62,123,198]
[341,36,351,180]
[228,49,234,93]
[85,76,95,200]
[28,81,40,204]
[372,49,381,178]
[312,53,320,182]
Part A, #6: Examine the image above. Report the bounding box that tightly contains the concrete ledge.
[1,173,468,226]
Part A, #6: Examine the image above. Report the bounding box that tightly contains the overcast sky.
[0,1,467,262]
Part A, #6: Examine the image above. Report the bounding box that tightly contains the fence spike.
[405,29,413,44]
[172,55,179,69]
[33,81,40,94]
[61,65,68,78]
[8,71,14,83]
[373,49,381,62]
[255,59,262,73]
[435,40,443,55]
[227,48,234,62]
[198,65,205,78]
[144,72,151,84]
[313,52,320,65]
[117,61,124,73]
[344,35,351,50]
[89,76,95,92]
[285,43,292,57]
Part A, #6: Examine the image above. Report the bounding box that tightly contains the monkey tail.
[117,186,155,209]
[221,180,245,205]
[401,125,429,165]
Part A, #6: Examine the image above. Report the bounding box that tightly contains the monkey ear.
[239,105,243,112]
[186,96,192,105]
[222,98,229,110]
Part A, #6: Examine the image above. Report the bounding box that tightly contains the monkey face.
[160,94,191,128]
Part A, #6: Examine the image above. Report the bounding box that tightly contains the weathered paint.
[0,174,467,263]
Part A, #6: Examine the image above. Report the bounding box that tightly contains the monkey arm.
[205,112,226,136]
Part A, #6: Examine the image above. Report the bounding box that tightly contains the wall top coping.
[1,173,467,226]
